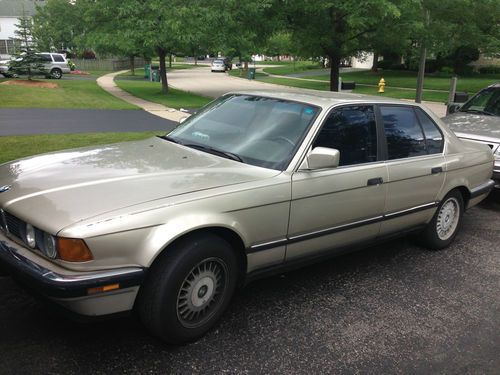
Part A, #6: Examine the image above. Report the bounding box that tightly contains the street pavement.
[0,108,177,136]
[167,66,448,117]
[0,192,499,374]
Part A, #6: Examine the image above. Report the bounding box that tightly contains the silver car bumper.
[0,232,145,316]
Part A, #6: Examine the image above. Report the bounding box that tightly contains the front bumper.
[0,232,146,315]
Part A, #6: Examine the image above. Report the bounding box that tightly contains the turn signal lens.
[57,238,93,262]
[87,284,120,295]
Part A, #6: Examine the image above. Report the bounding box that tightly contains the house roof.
[0,0,46,17]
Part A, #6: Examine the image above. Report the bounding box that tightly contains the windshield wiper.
[461,109,495,116]
[184,144,243,162]
[158,135,183,144]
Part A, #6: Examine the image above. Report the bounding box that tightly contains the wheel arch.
[149,226,248,286]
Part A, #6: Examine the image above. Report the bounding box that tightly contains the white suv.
[0,52,71,79]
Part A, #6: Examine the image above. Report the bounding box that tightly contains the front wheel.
[420,190,464,249]
[138,233,239,344]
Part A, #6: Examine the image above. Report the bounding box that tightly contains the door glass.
[313,105,377,166]
[52,54,65,62]
[381,106,426,159]
[415,108,443,154]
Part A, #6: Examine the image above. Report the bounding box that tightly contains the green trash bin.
[144,64,150,79]
[247,67,256,80]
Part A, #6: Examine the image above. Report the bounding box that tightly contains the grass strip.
[115,77,212,109]
[0,131,159,164]
[0,78,137,110]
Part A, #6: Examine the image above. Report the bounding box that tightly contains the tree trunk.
[130,55,135,76]
[371,51,379,71]
[329,54,341,92]
[169,54,172,68]
[416,9,430,103]
[415,43,426,103]
[158,48,169,94]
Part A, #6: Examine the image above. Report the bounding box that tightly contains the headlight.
[24,223,36,249]
[42,232,58,259]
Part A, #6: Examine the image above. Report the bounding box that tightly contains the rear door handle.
[431,167,443,174]
[367,177,383,186]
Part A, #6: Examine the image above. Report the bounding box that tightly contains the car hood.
[0,137,279,233]
[442,112,500,140]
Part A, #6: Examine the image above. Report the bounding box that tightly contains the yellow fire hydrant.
[378,78,385,93]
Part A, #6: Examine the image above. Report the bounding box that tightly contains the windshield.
[213,60,223,64]
[460,87,500,116]
[166,94,320,170]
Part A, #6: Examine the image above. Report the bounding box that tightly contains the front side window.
[313,105,377,166]
[167,95,320,170]
[381,106,426,159]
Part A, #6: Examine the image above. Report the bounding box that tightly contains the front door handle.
[367,177,384,186]
[431,167,443,174]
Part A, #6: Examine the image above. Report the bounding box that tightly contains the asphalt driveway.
[1,193,499,374]
[0,108,177,136]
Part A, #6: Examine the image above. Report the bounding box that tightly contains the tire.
[50,68,62,79]
[420,190,464,249]
[138,233,239,344]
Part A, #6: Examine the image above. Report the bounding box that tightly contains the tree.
[284,0,401,91]
[80,0,153,76]
[213,0,276,66]
[265,32,294,60]
[32,0,82,52]
[9,15,45,80]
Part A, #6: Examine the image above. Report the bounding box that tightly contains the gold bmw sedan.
[0,91,495,343]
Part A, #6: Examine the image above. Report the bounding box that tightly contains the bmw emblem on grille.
[0,185,11,193]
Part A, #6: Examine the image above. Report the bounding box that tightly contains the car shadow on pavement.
[1,204,499,374]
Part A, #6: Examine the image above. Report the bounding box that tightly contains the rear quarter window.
[415,108,444,154]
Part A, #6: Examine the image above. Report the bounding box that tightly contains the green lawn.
[262,61,323,75]
[300,70,500,93]
[0,77,137,109]
[228,72,449,102]
[0,132,158,164]
[115,76,212,109]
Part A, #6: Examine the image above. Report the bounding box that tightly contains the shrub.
[479,66,500,74]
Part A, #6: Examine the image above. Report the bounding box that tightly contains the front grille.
[4,212,25,240]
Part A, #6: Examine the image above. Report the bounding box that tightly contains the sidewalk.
[97,71,188,122]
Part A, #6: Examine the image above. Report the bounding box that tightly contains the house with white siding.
[0,0,45,58]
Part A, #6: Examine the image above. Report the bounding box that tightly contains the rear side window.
[52,54,65,62]
[313,105,377,166]
[381,106,426,159]
[415,109,443,154]
[39,53,52,62]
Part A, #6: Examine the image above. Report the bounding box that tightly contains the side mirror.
[303,147,340,170]
[447,103,461,115]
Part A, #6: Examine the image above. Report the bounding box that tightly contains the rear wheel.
[421,190,464,249]
[138,233,238,344]
[50,68,62,79]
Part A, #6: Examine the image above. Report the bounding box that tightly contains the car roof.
[226,90,423,109]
